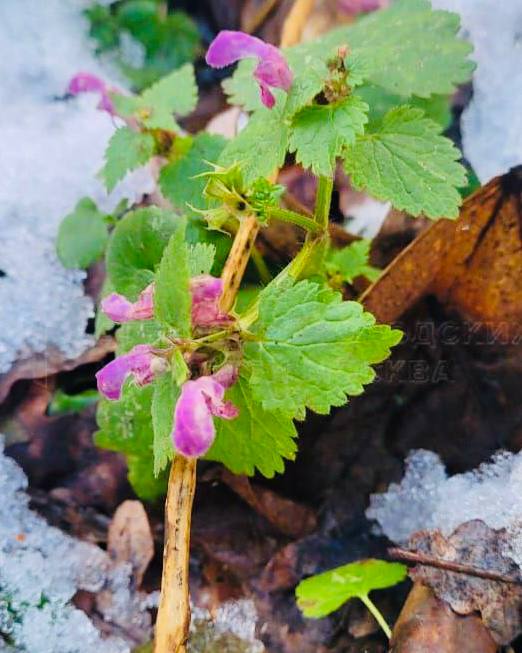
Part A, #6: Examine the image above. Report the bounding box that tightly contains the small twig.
[388,547,522,585]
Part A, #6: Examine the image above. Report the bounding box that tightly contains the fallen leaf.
[408,520,522,644]
[391,583,497,653]
[107,500,154,588]
[362,166,522,339]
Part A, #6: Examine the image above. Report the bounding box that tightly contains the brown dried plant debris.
[407,520,522,645]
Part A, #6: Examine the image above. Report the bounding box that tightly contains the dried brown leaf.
[108,500,154,587]
[391,583,497,653]
[362,166,522,339]
[408,520,522,644]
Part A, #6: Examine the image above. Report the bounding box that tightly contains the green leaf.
[151,373,180,476]
[95,383,167,500]
[101,127,155,192]
[116,320,163,354]
[244,278,401,419]
[56,198,108,269]
[207,375,297,478]
[355,84,452,130]
[289,96,368,177]
[140,64,198,130]
[159,133,226,214]
[188,243,215,276]
[219,107,289,184]
[154,218,191,336]
[106,206,179,300]
[326,240,380,284]
[296,559,407,618]
[344,106,466,218]
[345,0,475,98]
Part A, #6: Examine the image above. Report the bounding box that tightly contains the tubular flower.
[100,277,231,328]
[96,344,156,400]
[172,365,239,457]
[206,31,293,109]
[101,284,154,323]
[67,72,116,115]
[190,275,232,327]
[338,0,387,14]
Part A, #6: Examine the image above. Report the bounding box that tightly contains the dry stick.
[154,2,316,650]
[243,0,280,34]
[388,547,522,585]
[154,457,197,653]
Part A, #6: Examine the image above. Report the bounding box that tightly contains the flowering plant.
[57,0,474,648]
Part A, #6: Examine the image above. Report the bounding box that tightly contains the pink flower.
[172,365,239,457]
[206,31,293,109]
[96,344,155,400]
[101,284,154,323]
[100,277,231,328]
[338,0,387,15]
[190,275,232,327]
[67,72,115,115]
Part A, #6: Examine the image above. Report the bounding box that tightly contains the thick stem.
[314,176,334,229]
[154,457,197,653]
[360,594,392,639]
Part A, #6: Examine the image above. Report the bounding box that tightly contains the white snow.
[0,435,155,652]
[0,0,154,374]
[431,0,522,182]
[367,449,522,569]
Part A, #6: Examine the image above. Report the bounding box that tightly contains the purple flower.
[172,365,239,457]
[67,72,115,115]
[96,344,156,400]
[101,284,154,323]
[190,275,231,327]
[338,0,386,14]
[206,31,293,109]
[100,277,231,328]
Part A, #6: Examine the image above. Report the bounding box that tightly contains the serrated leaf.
[222,59,261,112]
[106,206,178,300]
[219,107,289,184]
[188,243,215,276]
[326,240,380,284]
[116,320,163,354]
[207,375,297,478]
[101,127,155,192]
[355,84,451,130]
[296,559,407,618]
[140,64,197,130]
[346,0,474,98]
[95,383,167,500]
[151,373,179,476]
[344,106,466,219]
[289,96,368,177]
[154,218,191,335]
[57,198,109,269]
[244,278,401,419]
[159,133,226,214]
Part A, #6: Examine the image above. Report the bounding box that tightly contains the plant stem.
[314,175,334,229]
[250,245,273,284]
[154,456,197,653]
[266,206,322,233]
[360,594,392,639]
